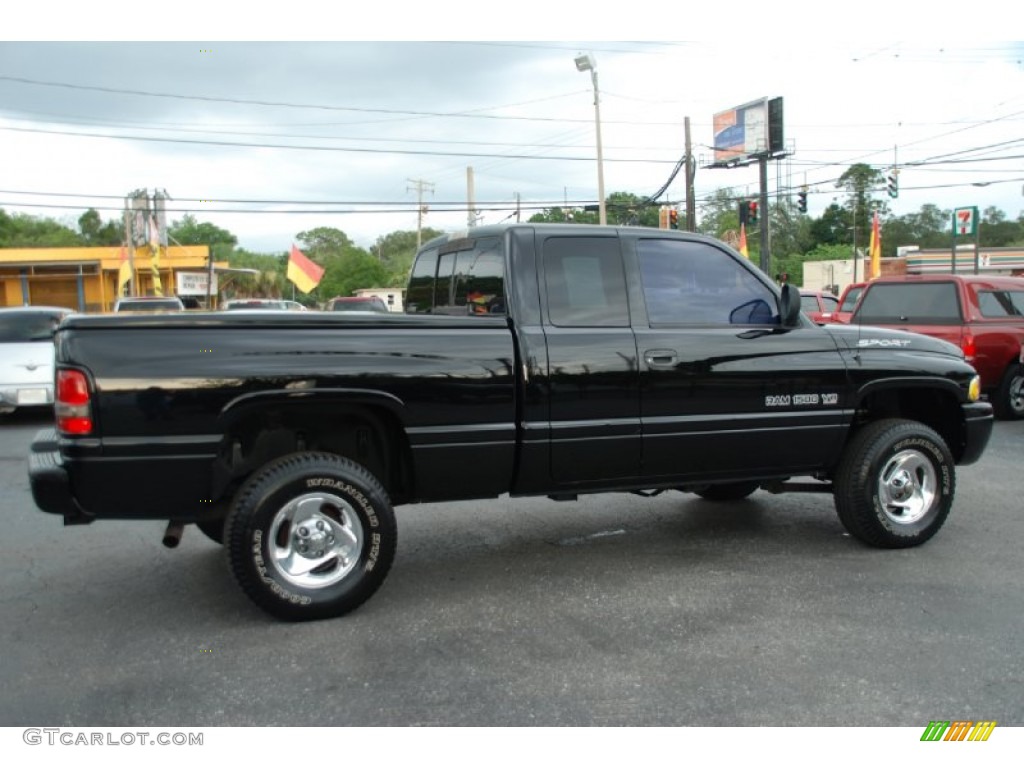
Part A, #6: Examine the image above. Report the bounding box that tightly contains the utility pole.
[684,117,696,232]
[466,167,477,228]
[515,192,521,223]
[758,157,770,274]
[122,202,135,297]
[407,178,434,248]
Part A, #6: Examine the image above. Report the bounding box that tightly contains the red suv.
[851,274,1024,419]
[833,282,866,324]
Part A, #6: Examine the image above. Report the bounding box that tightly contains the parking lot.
[1,410,1022,727]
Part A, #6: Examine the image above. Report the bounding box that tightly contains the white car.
[0,306,74,415]
[113,296,185,312]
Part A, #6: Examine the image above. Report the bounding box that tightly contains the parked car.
[113,296,184,312]
[799,289,840,324]
[222,298,290,310]
[0,306,74,415]
[851,274,1024,419]
[325,296,389,313]
[833,282,866,324]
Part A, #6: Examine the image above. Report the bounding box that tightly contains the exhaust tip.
[162,521,185,548]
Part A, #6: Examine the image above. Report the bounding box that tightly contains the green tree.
[168,214,238,248]
[835,163,886,252]
[372,228,443,286]
[527,191,660,227]
[979,206,1024,247]
[0,209,82,247]
[697,188,743,239]
[296,227,352,263]
[77,208,121,246]
[319,249,389,300]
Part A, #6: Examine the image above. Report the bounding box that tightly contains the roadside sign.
[953,206,978,237]
[176,271,218,296]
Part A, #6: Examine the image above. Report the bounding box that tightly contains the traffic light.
[797,189,808,214]
[669,209,679,230]
[738,202,748,225]
[887,171,898,199]
[748,201,758,225]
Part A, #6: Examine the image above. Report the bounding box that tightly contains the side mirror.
[778,283,801,328]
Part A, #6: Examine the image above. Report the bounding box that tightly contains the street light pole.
[574,54,607,226]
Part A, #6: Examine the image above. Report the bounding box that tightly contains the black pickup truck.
[29,224,993,620]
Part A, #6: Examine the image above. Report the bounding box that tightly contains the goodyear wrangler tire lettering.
[225,452,397,621]
[833,419,955,549]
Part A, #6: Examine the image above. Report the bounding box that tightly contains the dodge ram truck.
[29,224,994,620]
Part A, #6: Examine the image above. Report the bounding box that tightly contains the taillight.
[56,369,93,435]
[960,333,976,362]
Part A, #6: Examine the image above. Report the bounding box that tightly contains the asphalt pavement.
[1,410,1021,727]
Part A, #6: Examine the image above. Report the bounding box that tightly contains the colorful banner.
[869,211,882,279]
[287,245,325,294]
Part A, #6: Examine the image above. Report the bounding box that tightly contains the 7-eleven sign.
[953,206,978,237]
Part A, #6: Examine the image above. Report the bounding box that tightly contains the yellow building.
[0,244,211,312]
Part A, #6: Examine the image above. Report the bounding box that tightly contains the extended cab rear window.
[855,282,961,324]
[406,236,504,315]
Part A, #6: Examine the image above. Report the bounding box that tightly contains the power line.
[0,124,679,164]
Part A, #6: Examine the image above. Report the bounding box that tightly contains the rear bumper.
[28,428,92,524]
[959,401,994,466]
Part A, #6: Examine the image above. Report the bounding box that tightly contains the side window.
[405,238,505,315]
[543,237,628,327]
[978,290,1024,318]
[637,239,776,325]
[405,247,439,314]
[434,237,505,315]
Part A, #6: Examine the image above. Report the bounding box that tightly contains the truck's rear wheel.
[225,452,396,621]
[834,419,954,549]
[993,363,1024,420]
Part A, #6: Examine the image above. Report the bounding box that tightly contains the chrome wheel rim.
[266,492,364,589]
[877,449,937,525]
[1009,373,1024,415]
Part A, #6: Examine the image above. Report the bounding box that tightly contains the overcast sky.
[3,6,1022,254]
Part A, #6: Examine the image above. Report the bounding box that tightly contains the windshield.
[0,311,65,342]
[839,287,863,312]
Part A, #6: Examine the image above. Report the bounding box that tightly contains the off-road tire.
[225,452,397,621]
[834,419,955,549]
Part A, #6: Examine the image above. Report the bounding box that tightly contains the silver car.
[0,306,74,415]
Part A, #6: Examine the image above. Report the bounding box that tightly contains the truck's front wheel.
[834,419,955,549]
[225,452,397,621]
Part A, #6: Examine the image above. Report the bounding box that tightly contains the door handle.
[644,349,678,367]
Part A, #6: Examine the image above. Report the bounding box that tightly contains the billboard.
[712,97,784,165]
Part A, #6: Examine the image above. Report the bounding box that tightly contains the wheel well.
[853,386,967,462]
[214,403,414,506]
